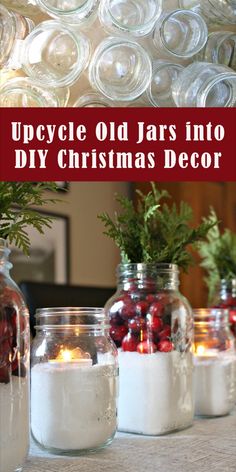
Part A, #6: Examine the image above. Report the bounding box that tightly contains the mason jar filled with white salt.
[193,308,235,417]
[31,307,118,454]
[105,263,194,435]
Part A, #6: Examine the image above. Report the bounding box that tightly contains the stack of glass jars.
[0,0,236,107]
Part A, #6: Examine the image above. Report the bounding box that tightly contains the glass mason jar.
[18,21,90,88]
[105,263,193,435]
[146,60,184,107]
[73,91,114,107]
[153,10,208,58]
[0,0,40,17]
[193,308,235,417]
[0,77,70,107]
[172,62,236,107]
[0,4,34,68]
[89,37,152,101]
[31,307,118,454]
[0,239,30,472]
[197,31,236,71]
[36,0,98,26]
[98,0,162,37]
[199,0,236,25]
[213,279,236,338]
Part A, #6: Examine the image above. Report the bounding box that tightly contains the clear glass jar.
[172,62,236,107]
[199,0,236,25]
[0,238,30,472]
[146,60,184,107]
[89,37,152,101]
[193,308,235,417]
[213,279,236,338]
[36,0,98,26]
[73,91,114,107]
[153,9,208,58]
[20,21,90,88]
[0,0,40,17]
[0,77,70,107]
[197,31,236,70]
[98,0,162,37]
[31,307,118,454]
[0,4,34,68]
[105,263,193,435]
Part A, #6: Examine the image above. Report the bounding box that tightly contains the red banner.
[0,107,235,181]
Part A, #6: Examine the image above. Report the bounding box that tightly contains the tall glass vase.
[0,238,30,472]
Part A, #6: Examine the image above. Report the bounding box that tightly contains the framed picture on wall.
[10,210,70,285]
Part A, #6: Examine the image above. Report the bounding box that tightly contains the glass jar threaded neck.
[35,307,109,332]
[220,278,236,299]
[0,237,12,271]
[117,262,179,291]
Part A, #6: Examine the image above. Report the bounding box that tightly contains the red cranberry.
[229,309,236,324]
[157,340,174,352]
[110,313,124,326]
[159,325,171,339]
[148,316,163,333]
[109,324,128,342]
[145,294,156,304]
[122,333,139,352]
[119,300,136,320]
[135,301,149,317]
[149,301,164,317]
[137,341,157,354]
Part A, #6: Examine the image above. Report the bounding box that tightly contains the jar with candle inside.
[193,308,235,417]
[31,307,118,454]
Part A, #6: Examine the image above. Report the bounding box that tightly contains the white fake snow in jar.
[31,362,117,452]
[118,350,193,435]
[0,377,29,472]
[193,355,235,417]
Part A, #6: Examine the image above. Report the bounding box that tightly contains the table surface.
[22,410,236,472]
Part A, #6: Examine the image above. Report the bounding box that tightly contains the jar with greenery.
[99,184,215,435]
[198,209,236,337]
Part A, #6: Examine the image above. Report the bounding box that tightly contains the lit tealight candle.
[49,347,93,367]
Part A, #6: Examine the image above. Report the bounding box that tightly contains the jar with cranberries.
[105,262,194,435]
[213,279,236,338]
[0,238,30,472]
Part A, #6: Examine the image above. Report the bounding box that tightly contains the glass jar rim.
[117,262,179,276]
[0,82,49,107]
[89,37,152,101]
[193,308,229,324]
[23,20,90,88]
[37,0,92,15]
[159,9,208,58]
[35,307,109,329]
[197,71,236,107]
[103,0,161,33]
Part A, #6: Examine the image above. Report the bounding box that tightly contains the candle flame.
[196,345,206,356]
[60,349,72,362]
[54,347,91,363]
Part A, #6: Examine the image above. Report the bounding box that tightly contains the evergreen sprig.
[98,184,216,271]
[198,209,236,302]
[0,182,61,254]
